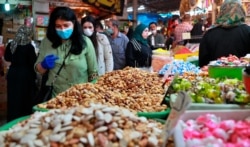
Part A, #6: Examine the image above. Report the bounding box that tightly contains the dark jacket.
[199,24,250,67]
[125,41,152,67]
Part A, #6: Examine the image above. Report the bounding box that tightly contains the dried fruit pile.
[38,67,167,112]
[0,104,166,146]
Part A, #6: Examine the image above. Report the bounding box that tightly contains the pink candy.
[220,120,235,131]
[182,113,250,146]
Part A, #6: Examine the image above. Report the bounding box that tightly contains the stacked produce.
[38,67,167,112]
[209,54,249,66]
[0,103,167,146]
[168,75,250,104]
[159,60,201,75]
[180,113,250,146]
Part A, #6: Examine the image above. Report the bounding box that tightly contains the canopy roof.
[127,0,182,13]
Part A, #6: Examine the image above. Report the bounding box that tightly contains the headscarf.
[10,25,33,54]
[133,23,148,45]
[215,0,245,28]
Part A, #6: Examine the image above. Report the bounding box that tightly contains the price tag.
[182,32,191,40]
[161,91,191,147]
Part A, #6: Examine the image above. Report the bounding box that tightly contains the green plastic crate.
[137,108,171,120]
[208,66,244,80]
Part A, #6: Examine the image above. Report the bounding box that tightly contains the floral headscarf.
[215,0,245,28]
[10,25,33,54]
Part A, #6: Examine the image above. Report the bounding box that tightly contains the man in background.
[107,19,129,70]
[147,22,165,49]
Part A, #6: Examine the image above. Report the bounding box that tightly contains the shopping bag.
[33,72,53,105]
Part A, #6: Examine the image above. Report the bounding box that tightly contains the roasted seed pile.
[39,67,167,112]
[96,67,164,94]
[1,104,166,147]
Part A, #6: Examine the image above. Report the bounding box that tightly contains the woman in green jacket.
[35,7,98,98]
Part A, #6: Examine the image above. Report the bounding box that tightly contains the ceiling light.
[5,0,10,11]
[127,5,145,12]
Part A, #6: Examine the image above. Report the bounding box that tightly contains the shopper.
[107,19,129,70]
[126,20,134,40]
[35,7,98,97]
[191,18,204,37]
[81,16,113,75]
[147,22,165,49]
[126,23,152,68]
[199,0,250,67]
[173,14,193,46]
[4,25,37,122]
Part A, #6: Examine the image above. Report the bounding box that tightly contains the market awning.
[127,0,182,13]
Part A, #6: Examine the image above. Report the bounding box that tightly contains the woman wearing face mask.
[35,7,98,98]
[81,16,113,75]
[125,23,152,68]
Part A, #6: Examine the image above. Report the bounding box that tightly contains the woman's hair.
[47,7,85,55]
[95,20,104,30]
[81,15,98,58]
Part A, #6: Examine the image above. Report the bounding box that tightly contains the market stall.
[1,0,250,146]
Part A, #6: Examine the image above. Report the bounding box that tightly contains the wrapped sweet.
[180,113,250,147]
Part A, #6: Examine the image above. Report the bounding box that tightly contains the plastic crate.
[137,108,171,120]
[173,109,250,147]
[208,66,244,80]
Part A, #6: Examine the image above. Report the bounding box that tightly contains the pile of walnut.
[38,67,167,112]
[0,104,166,147]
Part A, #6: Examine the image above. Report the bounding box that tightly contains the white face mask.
[83,28,94,37]
[152,30,157,34]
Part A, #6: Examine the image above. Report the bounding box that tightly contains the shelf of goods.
[174,109,250,146]
[34,12,49,41]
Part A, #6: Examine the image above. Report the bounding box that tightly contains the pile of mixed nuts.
[1,104,165,146]
[39,67,167,112]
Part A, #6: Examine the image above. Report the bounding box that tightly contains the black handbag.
[34,51,70,105]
